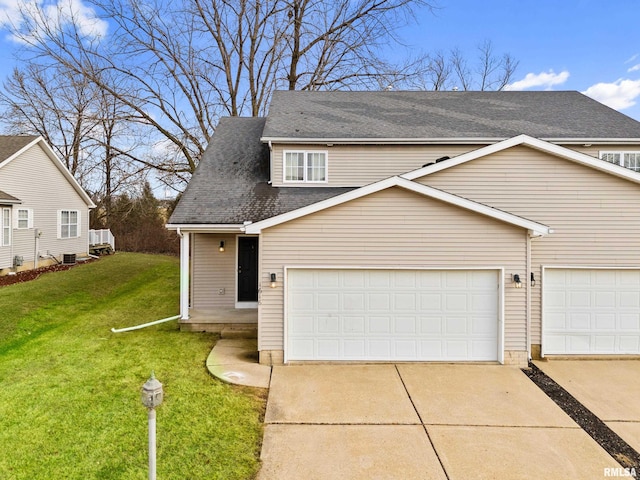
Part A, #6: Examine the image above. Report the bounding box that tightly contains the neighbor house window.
[600,151,640,172]
[16,208,33,229]
[284,151,327,183]
[2,208,10,246]
[58,210,79,238]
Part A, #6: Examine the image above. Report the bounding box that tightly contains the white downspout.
[176,228,190,320]
[267,140,273,184]
[526,231,532,362]
[111,315,181,333]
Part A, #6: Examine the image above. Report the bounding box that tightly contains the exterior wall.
[191,233,237,310]
[259,186,529,356]
[269,142,639,188]
[566,144,640,158]
[270,143,486,187]
[417,145,640,346]
[0,144,89,274]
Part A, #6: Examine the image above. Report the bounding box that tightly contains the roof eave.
[544,138,640,145]
[260,136,506,145]
[166,223,246,233]
[261,136,640,146]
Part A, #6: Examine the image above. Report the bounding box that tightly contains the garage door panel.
[369,293,391,310]
[344,316,365,333]
[620,314,640,330]
[287,269,499,361]
[620,336,640,351]
[543,269,640,355]
[343,270,365,287]
[420,316,443,334]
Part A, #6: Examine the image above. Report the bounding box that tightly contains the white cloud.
[0,0,107,43]
[582,78,640,110]
[628,64,640,73]
[625,54,639,64]
[0,0,23,27]
[504,70,570,91]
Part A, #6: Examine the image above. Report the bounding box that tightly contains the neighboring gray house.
[168,91,640,367]
[0,136,95,274]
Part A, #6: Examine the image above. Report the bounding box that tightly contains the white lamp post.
[141,372,163,480]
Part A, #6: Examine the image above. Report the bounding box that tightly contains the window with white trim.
[16,208,33,229]
[58,210,80,238]
[2,208,10,246]
[600,151,640,172]
[284,150,327,183]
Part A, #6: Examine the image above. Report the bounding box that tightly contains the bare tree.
[0,63,145,225]
[2,0,517,198]
[2,0,434,188]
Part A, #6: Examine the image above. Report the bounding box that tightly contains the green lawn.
[0,253,265,479]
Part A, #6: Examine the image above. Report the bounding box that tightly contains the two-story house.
[0,136,95,274]
[168,91,640,367]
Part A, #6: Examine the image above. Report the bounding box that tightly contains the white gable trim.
[402,134,640,184]
[244,175,551,236]
[0,137,96,208]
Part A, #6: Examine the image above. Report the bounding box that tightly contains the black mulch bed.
[523,362,640,471]
[0,259,96,288]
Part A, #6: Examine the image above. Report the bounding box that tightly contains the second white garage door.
[286,269,500,362]
[543,268,640,355]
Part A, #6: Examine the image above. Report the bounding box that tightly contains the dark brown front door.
[237,237,258,302]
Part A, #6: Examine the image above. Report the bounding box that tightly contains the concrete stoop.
[221,326,258,339]
[179,321,257,338]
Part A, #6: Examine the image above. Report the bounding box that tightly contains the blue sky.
[0,0,639,122]
[406,0,640,120]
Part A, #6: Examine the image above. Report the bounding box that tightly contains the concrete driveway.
[258,364,619,479]
[535,359,640,453]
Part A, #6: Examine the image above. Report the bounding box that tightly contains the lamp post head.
[141,372,163,409]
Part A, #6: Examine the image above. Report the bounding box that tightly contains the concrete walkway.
[535,359,640,453]
[206,339,271,389]
[258,364,620,480]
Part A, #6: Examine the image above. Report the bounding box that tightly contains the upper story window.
[58,210,80,239]
[16,208,33,229]
[284,150,327,183]
[600,151,640,172]
[2,208,10,246]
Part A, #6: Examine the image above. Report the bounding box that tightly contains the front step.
[178,320,257,339]
[221,326,258,339]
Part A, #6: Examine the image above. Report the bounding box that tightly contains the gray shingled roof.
[0,135,38,162]
[0,190,21,204]
[169,117,353,225]
[262,91,640,141]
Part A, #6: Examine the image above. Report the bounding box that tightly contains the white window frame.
[2,208,11,246]
[58,209,81,239]
[283,150,328,183]
[600,151,640,172]
[15,208,33,229]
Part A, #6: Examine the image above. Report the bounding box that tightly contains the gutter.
[165,223,245,233]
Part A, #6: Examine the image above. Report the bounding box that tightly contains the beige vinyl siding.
[0,144,88,269]
[417,145,640,345]
[259,186,528,352]
[271,143,485,187]
[191,233,237,309]
[564,144,640,158]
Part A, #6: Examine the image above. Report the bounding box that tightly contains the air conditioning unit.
[13,255,24,267]
[62,253,76,265]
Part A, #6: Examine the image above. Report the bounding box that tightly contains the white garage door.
[286,269,499,361]
[543,269,640,355]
